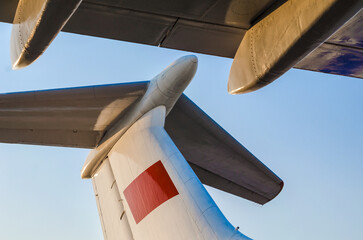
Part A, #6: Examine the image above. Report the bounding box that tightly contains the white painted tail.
[92,106,251,240]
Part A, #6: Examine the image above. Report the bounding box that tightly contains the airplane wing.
[294,10,363,79]
[0,0,361,80]
[0,83,283,204]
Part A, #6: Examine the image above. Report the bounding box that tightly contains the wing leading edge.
[0,83,283,204]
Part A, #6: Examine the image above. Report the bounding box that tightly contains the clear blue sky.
[0,22,362,240]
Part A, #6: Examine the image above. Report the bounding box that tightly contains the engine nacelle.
[228,0,362,94]
[10,0,82,69]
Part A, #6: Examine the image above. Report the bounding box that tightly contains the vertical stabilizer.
[92,159,133,240]
[91,106,251,240]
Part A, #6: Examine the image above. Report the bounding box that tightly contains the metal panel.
[326,9,363,49]
[0,0,18,23]
[63,2,176,46]
[107,106,249,238]
[0,82,148,147]
[202,0,276,28]
[295,43,363,78]
[86,0,276,28]
[294,9,363,79]
[0,128,101,148]
[161,19,245,58]
[92,158,133,240]
[189,162,271,204]
[89,0,219,20]
[165,95,283,203]
[0,0,277,29]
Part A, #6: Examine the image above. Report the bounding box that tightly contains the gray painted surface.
[1,0,361,78]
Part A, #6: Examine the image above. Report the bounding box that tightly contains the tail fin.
[91,106,251,240]
[92,159,133,240]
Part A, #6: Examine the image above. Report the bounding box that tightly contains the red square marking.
[123,160,179,224]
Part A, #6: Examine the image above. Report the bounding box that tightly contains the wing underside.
[0,0,361,79]
[295,10,363,78]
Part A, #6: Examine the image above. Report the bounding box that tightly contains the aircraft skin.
[81,55,201,179]
[82,56,249,239]
[0,0,361,239]
[87,55,250,239]
[93,107,249,240]
[0,54,260,239]
[4,0,362,89]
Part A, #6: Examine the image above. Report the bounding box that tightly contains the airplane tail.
[0,55,283,239]
[92,106,251,240]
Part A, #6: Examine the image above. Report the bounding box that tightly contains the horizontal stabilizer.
[0,83,282,204]
[166,95,283,204]
[0,82,148,147]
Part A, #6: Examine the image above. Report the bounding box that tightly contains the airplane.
[0,0,362,239]
[1,53,283,239]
